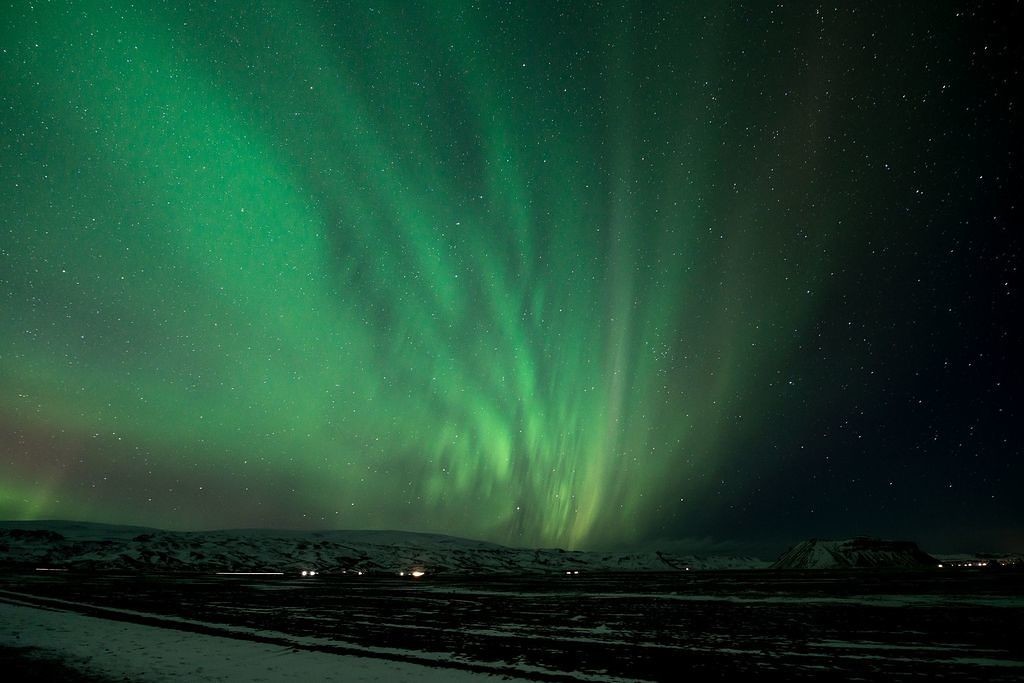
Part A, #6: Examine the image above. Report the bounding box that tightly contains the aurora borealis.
[1,2,1019,551]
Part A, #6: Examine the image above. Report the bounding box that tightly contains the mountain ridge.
[771,537,938,570]
[0,520,767,574]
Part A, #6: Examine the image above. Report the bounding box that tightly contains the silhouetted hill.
[772,537,937,569]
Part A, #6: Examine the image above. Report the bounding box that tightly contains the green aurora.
[2,2,1014,550]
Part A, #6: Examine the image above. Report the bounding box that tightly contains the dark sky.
[1,1,1019,554]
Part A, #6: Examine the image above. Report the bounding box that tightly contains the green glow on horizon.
[1,2,844,548]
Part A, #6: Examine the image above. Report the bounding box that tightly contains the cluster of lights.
[938,561,991,569]
[564,570,580,575]
[398,569,426,578]
[301,569,318,577]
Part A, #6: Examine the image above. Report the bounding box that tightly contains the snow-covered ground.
[2,568,1022,681]
[0,598,531,682]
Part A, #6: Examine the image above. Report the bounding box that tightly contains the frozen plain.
[2,569,1022,681]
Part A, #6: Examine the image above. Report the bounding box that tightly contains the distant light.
[565,571,572,575]
[410,570,425,578]
[301,570,309,577]
[399,571,405,577]
[573,570,579,575]
[357,571,363,576]
[938,564,944,568]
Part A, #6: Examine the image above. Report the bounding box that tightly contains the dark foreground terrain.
[1,568,1022,681]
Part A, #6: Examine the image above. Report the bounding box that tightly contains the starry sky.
[1,2,1019,553]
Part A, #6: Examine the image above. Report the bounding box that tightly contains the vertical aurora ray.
[3,2,1002,549]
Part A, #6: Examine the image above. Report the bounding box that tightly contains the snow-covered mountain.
[0,521,767,574]
[771,537,938,570]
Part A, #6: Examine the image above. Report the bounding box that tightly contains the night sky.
[1,2,1019,553]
